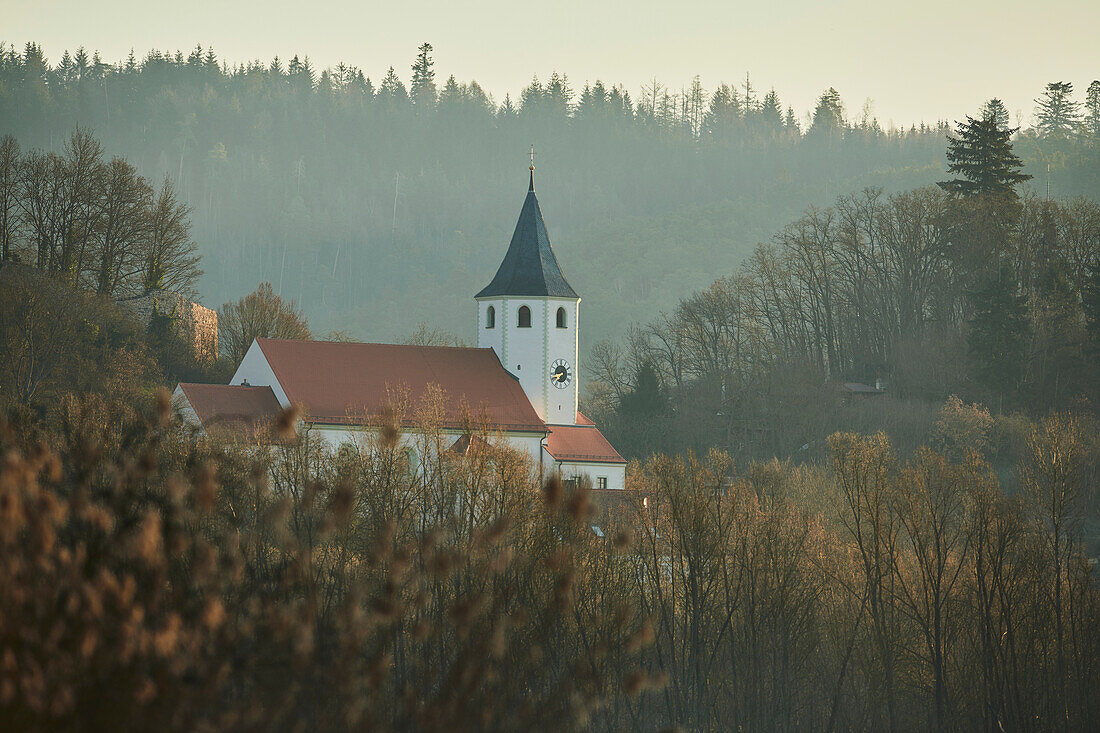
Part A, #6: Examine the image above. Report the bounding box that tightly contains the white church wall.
[306,423,546,471]
[171,386,202,429]
[306,425,368,449]
[542,452,626,491]
[230,340,290,406]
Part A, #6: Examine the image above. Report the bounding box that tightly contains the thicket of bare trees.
[622,406,1100,730]
[217,282,312,364]
[2,389,1097,730]
[590,188,1100,460]
[0,129,199,297]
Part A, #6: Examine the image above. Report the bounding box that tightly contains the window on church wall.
[486,305,495,329]
[402,446,419,478]
[556,307,567,328]
[337,442,358,463]
[517,305,531,328]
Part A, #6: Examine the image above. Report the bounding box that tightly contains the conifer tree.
[619,360,667,418]
[378,66,409,106]
[704,84,741,141]
[545,72,573,117]
[1035,81,1082,139]
[784,106,800,135]
[1085,80,1100,139]
[1083,260,1100,359]
[937,115,1031,198]
[809,88,844,138]
[437,74,460,109]
[742,72,757,112]
[410,42,436,110]
[980,98,1010,130]
[761,89,783,135]
[967,262,1029,402]
[519,75,543,116]
[497,93,518,120]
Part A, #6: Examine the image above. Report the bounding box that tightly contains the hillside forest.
[1,41,1097,352]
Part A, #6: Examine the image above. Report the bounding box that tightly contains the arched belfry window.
[486,305,495,329]
[556,307,567,328]
[517,305,531,328]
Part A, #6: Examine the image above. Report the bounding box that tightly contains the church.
[175,165,627,490]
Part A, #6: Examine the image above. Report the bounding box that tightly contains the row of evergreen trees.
[7,42,1097,142]
[1,41,1095,350]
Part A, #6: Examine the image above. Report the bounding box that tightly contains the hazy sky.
[6,0,1099,127]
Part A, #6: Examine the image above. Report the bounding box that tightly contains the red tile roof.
[588,488,646,516]
[546,424,626,464]
[575,411,596,426]
[255,338,546,432]
[177,383,282,433]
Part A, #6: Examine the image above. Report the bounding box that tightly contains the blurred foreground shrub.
[0,392,650,731]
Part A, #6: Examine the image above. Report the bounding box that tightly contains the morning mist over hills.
[1,38,1095,358]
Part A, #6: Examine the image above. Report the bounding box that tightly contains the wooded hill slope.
[1,43,1096,356]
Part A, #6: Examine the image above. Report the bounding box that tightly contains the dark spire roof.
[476,175,579,299]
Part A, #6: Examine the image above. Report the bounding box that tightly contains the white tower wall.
[543,298,579,425]
[476,296,579,426]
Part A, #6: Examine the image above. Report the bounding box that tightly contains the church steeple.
[475,165,581,427]
[476,167,578,299]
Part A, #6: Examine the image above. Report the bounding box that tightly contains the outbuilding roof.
[254,338,546,432]
[476,176,578,299]
[546,423,626,464]
[176,383,283,433]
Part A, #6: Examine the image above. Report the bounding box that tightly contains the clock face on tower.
[550,359,572,389]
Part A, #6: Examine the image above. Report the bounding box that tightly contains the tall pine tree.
[939,115,1031,287]
[1035,81,1082,139]
[1083,260,1100,359]
[967,262,1030,404]
[619,360,667,419]
[1085,80,1100,139]
[979,97,1010,130]
[938,115,1031,199]
[410,42,436,111]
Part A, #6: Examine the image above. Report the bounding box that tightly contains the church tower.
[476,165,579,426]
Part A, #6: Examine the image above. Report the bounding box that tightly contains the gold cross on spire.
[529,144,535,170]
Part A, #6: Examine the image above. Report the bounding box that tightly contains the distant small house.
[837,381,885,398]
